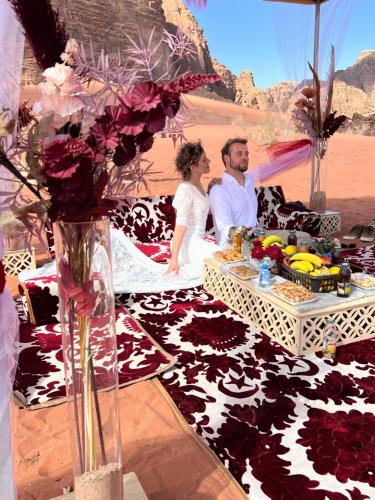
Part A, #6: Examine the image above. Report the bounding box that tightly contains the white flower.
[61,38,79,66]
[43,63,73,87]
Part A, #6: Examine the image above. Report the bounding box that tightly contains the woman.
[110,140,219,292]
[20,141,220,293]
[166,141,219,275]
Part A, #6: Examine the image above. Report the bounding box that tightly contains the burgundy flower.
[118,109,146,136]
[43,137,95,179]
[164,73,221,94]
[89,116,120,150]
[113,135,137,166]
[265,244,283,261]
[160,90,181,118]
[251,245,265,260]
[145,105,167,134]
[135,131,154,153]
[120,82,162,112]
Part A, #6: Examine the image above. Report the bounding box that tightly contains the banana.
[290,260,314,273]
[262,234,284,249]
[289,253,323,268]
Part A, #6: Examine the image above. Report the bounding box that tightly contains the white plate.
[351,282,375,291]
[270,291,318,306]
[228,266,258,280]
[214,256,247,265]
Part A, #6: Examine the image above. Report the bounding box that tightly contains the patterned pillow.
[255,186,286,227]
[19,275,60,325]
[110,195,176,242]
[274,205,321,236]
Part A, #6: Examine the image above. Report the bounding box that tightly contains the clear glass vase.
[53,218,123,500]
[310,138,328,214]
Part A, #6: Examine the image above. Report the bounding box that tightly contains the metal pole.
[310,0,321,209]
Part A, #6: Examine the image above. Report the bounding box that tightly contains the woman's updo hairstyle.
[175,141,204,181]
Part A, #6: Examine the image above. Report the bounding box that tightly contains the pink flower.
[60,262,97,317]
[120,82,162,112]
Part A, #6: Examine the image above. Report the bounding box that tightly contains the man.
[209,138,258,247]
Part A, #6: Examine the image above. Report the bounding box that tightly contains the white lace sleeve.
[172,184,193,227]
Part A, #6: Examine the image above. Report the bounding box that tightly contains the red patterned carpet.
[14,305,175,409]
[117,287,375,500]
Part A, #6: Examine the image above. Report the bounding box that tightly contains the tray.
[214,255,246,264]
[270,291,318,306]
[281,262,338,293]
[228,265,258,280]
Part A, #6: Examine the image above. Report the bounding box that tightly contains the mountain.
[21,0,375,131]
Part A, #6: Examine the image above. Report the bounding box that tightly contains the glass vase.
[53,218,123,500]
[310,138,327,214]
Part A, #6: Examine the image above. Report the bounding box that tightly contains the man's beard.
[230,160,248,172]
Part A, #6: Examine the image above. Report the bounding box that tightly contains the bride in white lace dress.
[20,142,220,293]
[111,141,219,292]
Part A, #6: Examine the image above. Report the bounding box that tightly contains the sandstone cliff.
[22,0,169,84]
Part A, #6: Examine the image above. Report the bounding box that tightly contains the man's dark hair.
[221,138,248,165]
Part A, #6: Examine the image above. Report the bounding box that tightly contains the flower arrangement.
[311,237,341,256]
[0,2,221,496]
[291,47,347,212]
[251,239,284,262]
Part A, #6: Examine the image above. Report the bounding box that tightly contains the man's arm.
[209,186,235,247]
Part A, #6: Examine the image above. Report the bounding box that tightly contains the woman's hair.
[175,141,204,180]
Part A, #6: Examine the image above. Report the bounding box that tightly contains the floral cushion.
[18,275,60,325]
[273,205,321,236]
[255,185,286,227]
[341,245,375,273]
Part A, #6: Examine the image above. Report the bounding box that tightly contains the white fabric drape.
[0,2,24,496]
[0,0,25,213]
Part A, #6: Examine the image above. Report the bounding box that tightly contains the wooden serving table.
[203,258,375,356]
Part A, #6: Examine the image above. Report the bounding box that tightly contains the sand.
[10,94,375,498]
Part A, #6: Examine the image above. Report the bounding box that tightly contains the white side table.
[318,210,341,236]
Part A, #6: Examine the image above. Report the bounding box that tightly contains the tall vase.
[310,138,327,214]
[53,218,123,500]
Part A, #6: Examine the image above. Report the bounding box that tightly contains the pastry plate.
[215,256,247,264]
[270,292,319,306]
[350,273,375,290]
[228,265,258,280]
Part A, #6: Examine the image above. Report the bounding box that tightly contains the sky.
[188,0,374,89]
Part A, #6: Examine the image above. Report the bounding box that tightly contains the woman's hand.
[165,258,179,275]
[207,177,222,194]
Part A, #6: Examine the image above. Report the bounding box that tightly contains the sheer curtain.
[0,0,25,213]
[0,2,24,498]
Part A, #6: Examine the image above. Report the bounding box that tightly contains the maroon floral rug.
[342,245,375,274]
[14,304,176,409]
[117,287,375,500]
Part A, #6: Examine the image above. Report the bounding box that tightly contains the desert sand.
[11,95,375,499]
[144,95,375,235]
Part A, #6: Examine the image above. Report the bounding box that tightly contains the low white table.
[318,210,341,236]
[203,258,375,356]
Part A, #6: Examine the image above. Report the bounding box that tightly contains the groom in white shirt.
[209,138,258,247]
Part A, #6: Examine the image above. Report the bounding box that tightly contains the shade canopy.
[264,0,330,4]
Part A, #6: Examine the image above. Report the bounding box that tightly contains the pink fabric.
[0,233,20,420]
[253,140,312,183]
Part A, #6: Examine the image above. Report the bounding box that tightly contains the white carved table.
[203,258,375,356]
[318,210,341,236]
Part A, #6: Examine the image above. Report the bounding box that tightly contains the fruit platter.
[281,252,340,293]
[242,231,341,293]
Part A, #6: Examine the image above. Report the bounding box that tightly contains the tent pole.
[310,0,321,209]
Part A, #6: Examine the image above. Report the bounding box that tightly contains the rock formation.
[20,0,374,132]
[22,0,170,84]
[335,50,375,101]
